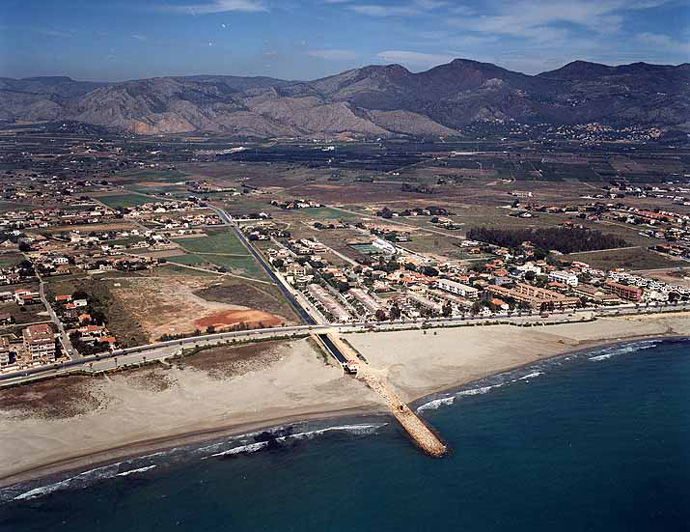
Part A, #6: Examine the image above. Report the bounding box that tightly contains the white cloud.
[307,49,358,60]
[448,0,673,40]
[637,32,690,54]
[350,4,418,16]
[375,50,456,68]
[348,0,448,17]
[168,1,267,14]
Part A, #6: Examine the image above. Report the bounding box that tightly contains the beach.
[2,313,690,488]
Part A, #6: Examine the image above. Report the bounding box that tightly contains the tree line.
[467,226,628,254]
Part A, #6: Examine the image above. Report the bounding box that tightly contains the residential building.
[487,283,579,309]
[604,280,643,302]
[548,271,579,287]
[435,278,479,299]
[0,337,11,367]
[23,324,56,361]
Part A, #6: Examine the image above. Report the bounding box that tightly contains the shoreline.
[2,330,685,493]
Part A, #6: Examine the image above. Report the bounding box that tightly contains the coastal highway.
[3,300,690,387]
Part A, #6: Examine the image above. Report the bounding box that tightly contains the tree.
[422,266,439,277]
[18,242,31,252]
[389,305,401,320]
[442,302,452,317]
[375,309,387,321]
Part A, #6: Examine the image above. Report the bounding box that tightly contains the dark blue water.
[2,339,690,531]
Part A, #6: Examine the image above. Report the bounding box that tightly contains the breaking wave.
[210,423,387,457]
[589,340,661,362]
[115,465,157,477]
[6,422,388,502]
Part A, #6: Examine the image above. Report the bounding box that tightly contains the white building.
[435,279,479,299]
[548,271,579,287]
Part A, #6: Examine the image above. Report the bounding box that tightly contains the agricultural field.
[169,229,267,279]
[563,247,682,271]
[0,301,49,325]
[0,201,37,213]
[93,192,165,209]
[172,229,247,255]
[0,253,24,268]
[113,169,189,183]
[297,207,357,219]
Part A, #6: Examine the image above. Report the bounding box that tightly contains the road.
[3,300,690,387]
[35,269,77,359]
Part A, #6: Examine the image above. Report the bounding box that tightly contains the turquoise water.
[2,339,689,531]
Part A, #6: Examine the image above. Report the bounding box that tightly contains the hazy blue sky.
[1,0,688,81]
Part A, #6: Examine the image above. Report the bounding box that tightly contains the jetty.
[313,332,447,457]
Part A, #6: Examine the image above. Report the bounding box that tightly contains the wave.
[115,465,157,477]
[13,462,125,501]
[209,423,387,457]
[519,371,543,380]
[211,441,269,457]
[458,383,506,396]
[588,340,661,362]
[416,396,456,412]
[280,423,386,440]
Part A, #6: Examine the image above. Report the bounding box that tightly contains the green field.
[169,230,266,279]
[0,254,23,268]
[167,251,266,279]
[173,229,248,255]
[95,193,165,209]
[166,254,206,266]
[300,207,357,219]
[564,247,680,271]
[0,201,37,213]
[128,184,187,195]
[202,254,267,279]
[117,169,189,182]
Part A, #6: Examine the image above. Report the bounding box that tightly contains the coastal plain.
[2,313,689,487]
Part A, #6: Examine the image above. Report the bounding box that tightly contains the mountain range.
[1,59,688,137]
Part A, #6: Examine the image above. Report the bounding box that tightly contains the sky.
[0,0,688,81]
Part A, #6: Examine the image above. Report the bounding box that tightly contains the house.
[22,324,55,361]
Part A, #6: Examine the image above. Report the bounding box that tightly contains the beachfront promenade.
[3,303,690,387]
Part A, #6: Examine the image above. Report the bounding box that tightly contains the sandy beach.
[2,313,689,488]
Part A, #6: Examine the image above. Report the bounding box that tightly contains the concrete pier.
[317,332,448,457]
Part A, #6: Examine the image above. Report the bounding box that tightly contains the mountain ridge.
[1,58,688,137]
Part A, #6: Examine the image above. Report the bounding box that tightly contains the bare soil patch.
[180,340,286,379]
[194,279,298,322]
[111,276,289,341]
[194,309,282,331]
[0,375,104,419]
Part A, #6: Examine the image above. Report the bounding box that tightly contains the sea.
[1,338,689,531]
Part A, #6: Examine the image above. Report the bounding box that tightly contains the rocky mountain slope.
[1,59,687,137]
